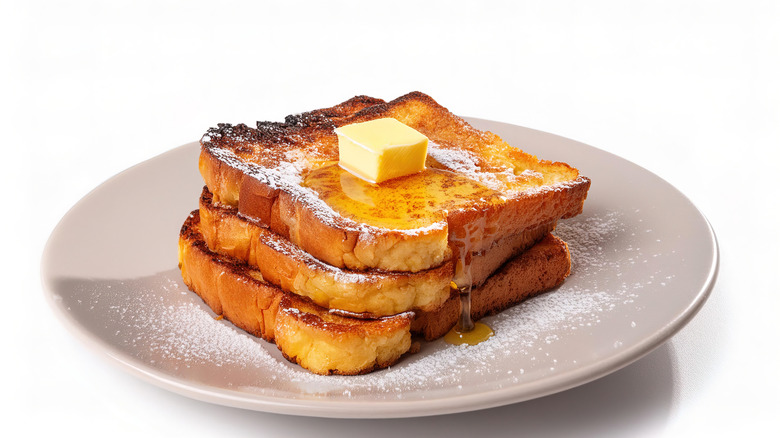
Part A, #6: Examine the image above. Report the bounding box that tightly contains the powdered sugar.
[260,211,646,396]
[57,274,274,370]
[427,142,517,192]
[58,209,672,400]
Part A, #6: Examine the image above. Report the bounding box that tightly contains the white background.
[4,1,779,436]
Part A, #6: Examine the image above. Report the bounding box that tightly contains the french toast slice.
[198,186,556,317]
[199,92,590,274]
[274,294,414,375]
[178,210,413,374]
[178,209,571,375]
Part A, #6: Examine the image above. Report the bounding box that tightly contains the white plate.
[41,118,717,418]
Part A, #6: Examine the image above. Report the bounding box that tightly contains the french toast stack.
[178,92,590,375]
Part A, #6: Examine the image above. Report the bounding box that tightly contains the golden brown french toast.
[178,209,572,375]
[178,210,413,374]
[199,92,590,274]
[197,186,556,317]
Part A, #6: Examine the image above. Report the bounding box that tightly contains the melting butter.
[335,118,428,184]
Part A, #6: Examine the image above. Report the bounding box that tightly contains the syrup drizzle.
[443,282,494,345]
[444,215,494,346]
[302,164,504,230]
[304,164,496,345]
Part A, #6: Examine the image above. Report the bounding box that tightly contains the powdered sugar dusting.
[58,209,675,400]
[427,142,517,192]
[255,210,648,396]
[55,273,280,372]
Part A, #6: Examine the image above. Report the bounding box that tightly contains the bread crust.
[199,92,590,272]
[274,294,414,375]
[412,233,571,340]
[178,210,571,375]
[178,210,414,375]
[198,187,558,316]
[178,211,281,341]
[198,188,453,316]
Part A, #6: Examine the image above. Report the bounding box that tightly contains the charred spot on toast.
[287,95,386,127]
[202,95,386,154]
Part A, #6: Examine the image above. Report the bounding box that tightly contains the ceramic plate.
[41,118,717,418]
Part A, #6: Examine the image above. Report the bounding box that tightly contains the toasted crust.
[412,233,572,341]
[178,211,413,375]
[198,188,452,316]
[178,210,571,375]
[275,294,413,375]
[178,211,281,341]
[198,187,557,316]
[199,91,590,272]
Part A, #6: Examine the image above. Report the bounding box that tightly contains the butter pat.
[336,118,428,184]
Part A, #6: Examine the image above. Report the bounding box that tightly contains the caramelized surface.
[198,187,453,316]
[199,91,590,272]
[303,163,506,230]
[179,209,573,374]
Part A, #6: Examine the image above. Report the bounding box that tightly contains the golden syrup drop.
[444,322,494,346]
[444,282,494,346]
